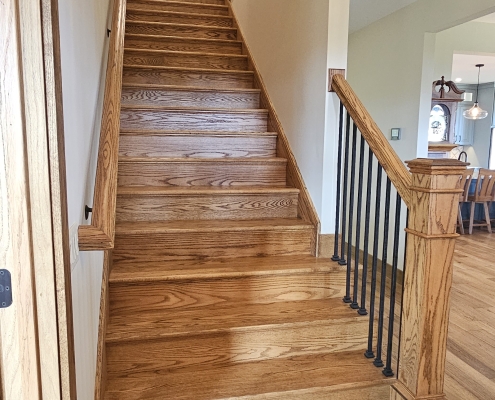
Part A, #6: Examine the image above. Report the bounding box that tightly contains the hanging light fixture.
[463,64,489,120]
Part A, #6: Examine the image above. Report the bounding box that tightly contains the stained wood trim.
[331,74,412,208]
[95,251,112,400]
[227,1,321,255]
[79,0,127,250]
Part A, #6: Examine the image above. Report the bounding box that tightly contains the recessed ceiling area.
[349,0,419,33]
[474,12,495,24]
[451,53,495,84]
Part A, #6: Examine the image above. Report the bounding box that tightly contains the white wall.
[348,0,495,163]
[232,0,349,233]
[58,0,112,398]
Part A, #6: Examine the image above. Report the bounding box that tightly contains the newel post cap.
[406,158,469,175]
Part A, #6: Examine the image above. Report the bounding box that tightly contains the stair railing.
[330,73,467,400]
[78,0,126,251]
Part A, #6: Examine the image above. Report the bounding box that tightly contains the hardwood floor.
[445,231,495,400]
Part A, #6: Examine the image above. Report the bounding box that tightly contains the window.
[428,104,450,142]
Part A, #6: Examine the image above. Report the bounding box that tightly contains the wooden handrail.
[331,74,412,208]
[78,0,126,251]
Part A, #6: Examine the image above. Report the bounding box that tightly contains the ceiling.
[475,12,495,24]
[451,53,495,84]
[349,0,419,33]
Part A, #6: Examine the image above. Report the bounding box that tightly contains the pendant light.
[463,64,489,120]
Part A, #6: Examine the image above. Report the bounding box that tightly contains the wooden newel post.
[391,159,467,400]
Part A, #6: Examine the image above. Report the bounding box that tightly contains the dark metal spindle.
[365,163,382,359]
[383,193,402,377]
[344,123,358,303]
[332,103,345,261]
[339,113,352,266]
[351,135,366,309]
[359,147,374,316]
[374,177,392,368]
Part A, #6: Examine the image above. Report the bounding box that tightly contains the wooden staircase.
[102,0,393,398]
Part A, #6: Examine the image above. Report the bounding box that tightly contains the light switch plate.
[391,128,401,140]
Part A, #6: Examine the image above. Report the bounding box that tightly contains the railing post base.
[393,159,467,400]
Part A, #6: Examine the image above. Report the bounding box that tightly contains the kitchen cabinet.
[454,103,475,145]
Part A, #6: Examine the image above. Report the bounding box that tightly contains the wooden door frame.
[0,0,76,398]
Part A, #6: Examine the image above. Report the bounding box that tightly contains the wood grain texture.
[126,8,233,27]
[227,1,320,255]
[117,157,287,187]
[119,131,275,158]
[124,33,243,54]
[121,84,260,109]
[331,74,412,208]
[104,351,390,400]
[116,186,298,221]
[95,251,112,400]
[126,0,230,15]
[123,65,253,88]
[123,48,247,70]
[125,20,237,40]
[79,0,126,250]
[120,106,267,132]
[396,159,467,400]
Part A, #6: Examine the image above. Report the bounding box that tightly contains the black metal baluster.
[383,193,402,377]
[365,163,382,359]
[339,113,352,266]
[344,123,358,304]
[374,177,392,368]
[359,147,374,316]
[332,102,345,262]
[351,135,366,309]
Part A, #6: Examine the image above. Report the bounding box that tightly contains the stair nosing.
[118,156,286,163]
[126,7,233,20]
[123,63,253,75]
[119,130,275,136]
[120,105,268,113]
[124,47,247,59]
[121,83,259,93]
[126,19,236,32]
[128,0,229,10]
[125,33,243,45]
[117,186,300,196]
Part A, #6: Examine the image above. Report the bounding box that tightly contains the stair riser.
[120,109,268,132]
[116,192,298,222]
[106,318,367,375]
[125,22,237,40]
[117,160,287,187]
[123,67,253,89]
[110,271,345,315]
[121,87,260,109]
[113,228,313,261]
[127,1,230,15]
[126,10,233,27]
[124,35,242,54]
[119,134,275,158]
[123,51,248,70]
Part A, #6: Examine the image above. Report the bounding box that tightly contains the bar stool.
[468,169,495,234]
[457,169,474,235]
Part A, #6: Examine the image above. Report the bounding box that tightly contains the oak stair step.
[117,157,287,187]
[123,48,248,70]
[119,131,276,158]
[124,34,243,54]
[125,20,237,40]
[121,84,260,109]
[120,106,268,132]
[115,186,299,221]
[112,218,313,261]
[126,8,233,27]
[144,0,225,4]
[104,350,392,400]
[123,65,253,89]
[126,0,230,15]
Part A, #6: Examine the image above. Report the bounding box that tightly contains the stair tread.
[115,218,312,234]
[110,255,342,283]
[125,33,242,45]
[118,156,286,163]
[106,298,358,342]
[121,83,260,93]
[117,185,299,196]
[126,20,236,31]
[120,105,267,113]
[119,130,275,136]
[124,63,252,75]
[129,0,229,9]
[105,351,389,399]
[124,47,246,58]
[127,7,233,20]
